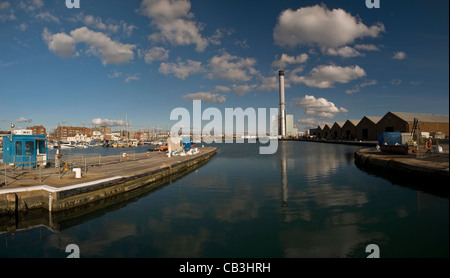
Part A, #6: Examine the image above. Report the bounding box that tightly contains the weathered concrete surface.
[0,147,217,215]
[354,148,449,179]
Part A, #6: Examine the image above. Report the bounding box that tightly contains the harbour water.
[0,141,448,258]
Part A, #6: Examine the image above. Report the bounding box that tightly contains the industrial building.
[341,120,360,140]
[330,122,345,139]
[313,111,449,140]
[376,112,449,138]
[355,116,382,140]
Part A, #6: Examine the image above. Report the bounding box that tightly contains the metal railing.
[0,151,161,187]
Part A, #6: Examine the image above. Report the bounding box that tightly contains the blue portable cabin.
[2,134,48,167]
[182,136,192,151]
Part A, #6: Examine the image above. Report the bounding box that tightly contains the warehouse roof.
[390,112,449,123]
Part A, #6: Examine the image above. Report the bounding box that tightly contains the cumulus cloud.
[142,46,169,64]
[141,0,208,52]
[90,118,125,127]
[392,51,406,60]
[159,59,202,79]
[274,4,385,48]
[345,80,377,94]
[207,52,258,83]
[42,28,76,58]
[183,92,226,103]
[272,53,308,69]
[294,95,348,119]
[42,27,136,65]
[70,27,136,65]
[290,65,366,88]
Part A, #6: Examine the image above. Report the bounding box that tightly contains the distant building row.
[315,112,449,140]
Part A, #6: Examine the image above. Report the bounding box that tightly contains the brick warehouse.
[355,116,382,140]
[316,125,324,139]
[323,124,332,139]
[376,112,449,137]
[330,122,345,139]
[341,120,360,140]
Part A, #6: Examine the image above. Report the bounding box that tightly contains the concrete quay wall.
[0,148,217,215]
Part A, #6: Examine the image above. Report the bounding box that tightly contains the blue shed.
[2,135,48,167]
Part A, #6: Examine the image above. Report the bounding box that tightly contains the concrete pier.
[354,148,449,180]
[0,147,217,215]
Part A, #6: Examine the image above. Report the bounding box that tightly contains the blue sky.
[0,0,448,133]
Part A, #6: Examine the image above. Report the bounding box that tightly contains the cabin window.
[38,140,46,154]
[25,141,34,155]
[15,141,23,155]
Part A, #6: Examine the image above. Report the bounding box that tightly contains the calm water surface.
[0,141,448,258]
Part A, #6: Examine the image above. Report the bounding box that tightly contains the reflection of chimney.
[279,70,286,138]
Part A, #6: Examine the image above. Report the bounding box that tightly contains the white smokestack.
[279,70,286,138]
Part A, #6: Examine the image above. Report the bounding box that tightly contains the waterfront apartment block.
[27,125,46,136]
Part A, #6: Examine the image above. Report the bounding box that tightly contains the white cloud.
[70,27,136,65]
[390,79,402,85]
[0,1,16,21]
[294,95,347,119]
[141,0,208,52]
[19,0,43,12]
[291,65,366,88]
[232,84,257,96]
[107,71,122,79]
[17,23,28,31]
[208,28,234,45]
[16,116,32,123]
[392,51,406,60]
[183,92,226,103]
[274,4,385,48]
[43,27,136,65]
[35,11,59,23]
[159,59,202,79]
[297,118,331,129]
[90,118,125,127]
[321,46,363,58]
[71,13,136,37]
[42,28,76,58]
[354,44,380,51]
[272,53,308,69]
[207,52,258,83]
[214,85,231,93]
[345,80,377,94]
[142,46,169,64]
[125,73,140,83]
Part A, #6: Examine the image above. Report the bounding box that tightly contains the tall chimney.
[279,70,286,138]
